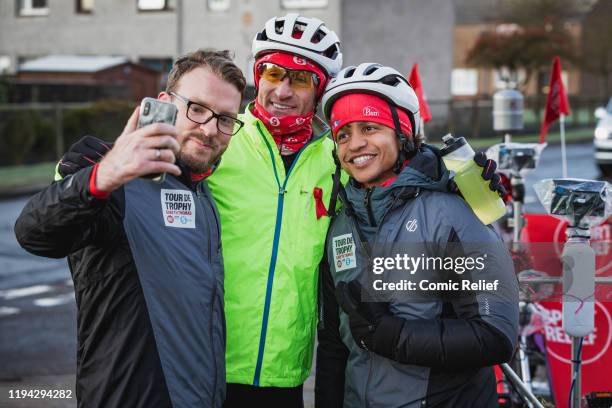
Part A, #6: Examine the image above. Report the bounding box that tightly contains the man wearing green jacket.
[208,14,342,406]
[57,13,342,407]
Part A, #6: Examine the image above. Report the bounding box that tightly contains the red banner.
[408,63,432,124]
[539,57,571,143]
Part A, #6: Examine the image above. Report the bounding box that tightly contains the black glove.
[334,280,392,350]
[448,152,506,199]
[335,280,407,359]
[58,135,113,178]
[473,152,506,198]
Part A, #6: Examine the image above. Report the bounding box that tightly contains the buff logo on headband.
[330,93,413,139]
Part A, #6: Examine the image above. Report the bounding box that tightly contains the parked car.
[594,97,612,175]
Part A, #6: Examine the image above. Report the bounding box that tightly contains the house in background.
[0,0,453,99]
[0,0,341,88]
[1,0,604,137]
[10,55,160,102]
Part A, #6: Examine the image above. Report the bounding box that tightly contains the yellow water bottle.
[440,134,506,225]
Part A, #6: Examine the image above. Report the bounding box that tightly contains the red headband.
[330,93,412,138]
[254,52,327,97]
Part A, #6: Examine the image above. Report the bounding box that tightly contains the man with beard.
[55,15,343,407]
[14,49,245,408]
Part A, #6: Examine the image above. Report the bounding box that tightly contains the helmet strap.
[388,102,415,173]
[327,147,342,217]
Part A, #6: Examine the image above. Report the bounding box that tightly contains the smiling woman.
[334,121,399,189]
[316,63,519,408]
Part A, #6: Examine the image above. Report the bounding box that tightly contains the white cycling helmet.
[252,13,343,77]
[322,63,421,136]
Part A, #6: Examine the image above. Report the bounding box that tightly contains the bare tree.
[466,25,576,90]
[464,0,590,126]
[500,0,592,30]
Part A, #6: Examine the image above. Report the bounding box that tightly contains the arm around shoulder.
[15,166,116,258]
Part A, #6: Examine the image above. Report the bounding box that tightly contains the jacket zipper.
[364,351,374,408]
[355,187,417,407]
[197,185,218,264]
[364,188,376,227]
[252,123,326,386]
[195,183,220,405]
[210,266,217,407]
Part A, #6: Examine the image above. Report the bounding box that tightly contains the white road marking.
[0,285,52,300]
[0,306,20,316]
[524,196,537,204]
[34,293,74,307]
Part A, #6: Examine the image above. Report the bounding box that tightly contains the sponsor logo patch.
[332,233,356,272]
[161,189,196,228]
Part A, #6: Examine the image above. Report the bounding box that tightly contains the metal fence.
[425,96,605,141]
[0,96,607,167]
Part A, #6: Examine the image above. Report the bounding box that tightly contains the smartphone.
[137,98,179,183]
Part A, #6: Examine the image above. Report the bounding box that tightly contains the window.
[281,0,328,9]
[18,0,49,16]
[0,56,12,74]
[137,0,174,11]
[451,69,478,96]
[208,0,230,11]
[76,0,94,13]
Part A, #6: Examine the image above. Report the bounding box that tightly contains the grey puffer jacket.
[315,146,519,408]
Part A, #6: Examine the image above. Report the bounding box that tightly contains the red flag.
[408,63,432,124]
[539,56,570,143]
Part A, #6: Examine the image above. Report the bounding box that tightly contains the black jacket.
[15,164,226,407]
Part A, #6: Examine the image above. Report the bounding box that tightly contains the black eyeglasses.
[170,92,244,136]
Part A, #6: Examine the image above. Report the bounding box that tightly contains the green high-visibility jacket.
[207,108,337,387]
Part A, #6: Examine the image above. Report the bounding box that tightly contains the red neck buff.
[191,169,211,182]
[251,100,314,155]
[252,52,327,155]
